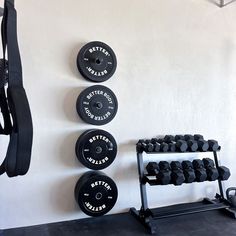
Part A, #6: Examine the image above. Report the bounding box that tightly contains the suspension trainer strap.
[0,0,33,177]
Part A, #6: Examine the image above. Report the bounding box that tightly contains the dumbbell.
[162,136,176,152]
[146,162,159,175]
[218,166,231,181]
[170,161,185,186]
[151,138,161,152]
[182,161,196,183]
[192,134,209,152]
[138,139,154,153]
[183,134,198,152]
[192,159,207,182]
[203,158,219,181]
[175,135,184,141]
[157,161,171,185]
[136,141,143,152]
[156,139,169,152]
[164,135,187,152]
[208,140,220,151]
[194,134,204,141]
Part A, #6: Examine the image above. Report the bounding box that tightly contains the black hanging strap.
[0,0,33,177]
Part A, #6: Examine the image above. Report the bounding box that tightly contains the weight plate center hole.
[95,102,103,109]
[95,192,103,200]
[95,58,102,65]
[95,146,103,154]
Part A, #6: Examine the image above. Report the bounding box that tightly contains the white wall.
[1,0,236,229]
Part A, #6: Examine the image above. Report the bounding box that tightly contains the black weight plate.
[74,171,118,217]
[77,85,118,125]
[76,129,117,170]
[77,41,117,82]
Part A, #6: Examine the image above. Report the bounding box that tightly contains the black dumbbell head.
[195,169,207,182]
[194,134,204,141]
[153,143,161,152]
[159,161,170,170]
[187,140,198,152]
[138,139,145,144]
[183,169,196,183]
[170,161,182,170]
[146,162,159,175]
[182,160,193,169]
[184,134,194,141]
[176,140,188,152]
[218,166,231,181]
[192,159,204,169]
[171,171,185,186]
[206,168,219,181]
[164,135,174,143]
[146,143,154,152]
[182,161,195,183]
[203,158,214,168]
[198,140,209,152]
[157,171,171,185]
[175,135,184,141]
[136,143,143,152]
[157,138,164,143]
[168,143,176,152]
[151,138,158,144]
[160,143,168,152]
[208,140,219,151]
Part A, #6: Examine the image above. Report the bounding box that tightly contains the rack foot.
[130,208,157,234]
[223,207,236,218]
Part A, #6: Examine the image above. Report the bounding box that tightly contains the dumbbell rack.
[130,149,236,235]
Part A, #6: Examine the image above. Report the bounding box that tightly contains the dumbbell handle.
[226,187,236,198]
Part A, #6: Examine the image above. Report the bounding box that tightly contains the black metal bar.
[150,203,228,219]
[137,152,148,211]
[213,151,225,199]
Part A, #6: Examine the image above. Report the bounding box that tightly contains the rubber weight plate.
[74,171,118,217]
[76,129,117,170]
[77,85,118,125]
[77,41,117,82]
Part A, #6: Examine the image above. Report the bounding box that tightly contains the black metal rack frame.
[130,150,236,234]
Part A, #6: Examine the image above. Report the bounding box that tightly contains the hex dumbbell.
[175,135,185,141]
[192,159,207,182]
[194,134,204,141]
[170,161,185,186]
[138,139,154,153]
[218,166,231,181]
[151,138,161,152]
[183,134,198,152]
[197,139,209,152]
[146,162,159,175]
[157,161,171,185]
[208,140,220,151]
[192,135,209,152]
[203,158,219,181]
[156,139,169,152]
[164,135,187,152]
[182,161,196,183]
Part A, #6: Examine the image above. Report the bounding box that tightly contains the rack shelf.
[130,148,236,235]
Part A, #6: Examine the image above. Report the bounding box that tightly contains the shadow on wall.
[59,130,89,169]
[63,87,86,123]
[68,42,87,80]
